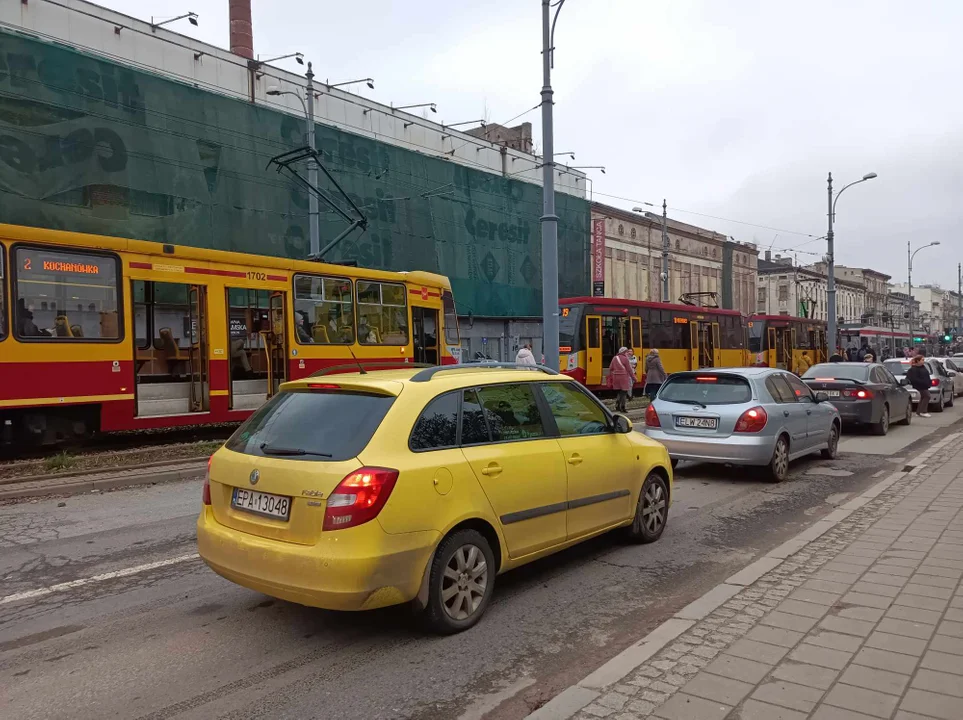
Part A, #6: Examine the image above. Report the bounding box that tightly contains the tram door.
[265,292,287,398]
[689,321,718,369]
[187,285,209,412]
[809,329,825,364]
[630,316,643,383]
[412,306,439,364]
[585,315,603,386]
[768,326,790,369]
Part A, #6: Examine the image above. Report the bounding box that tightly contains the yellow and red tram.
[0,224,458,446]
[558,297,747,391]
[747,315,827,372]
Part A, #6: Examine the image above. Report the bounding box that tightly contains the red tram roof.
[749,314,826,324]
[562,297,743,317]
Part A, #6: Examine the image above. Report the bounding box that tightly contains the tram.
[838,325,913,359]
[558,297,746,391]
[748,314,827,373]
[0,224,458,446]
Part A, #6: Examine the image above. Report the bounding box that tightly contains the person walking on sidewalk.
[608,347,635,412]
[514,343,536,367]
[643,348,667,400]
[906,354,932,417]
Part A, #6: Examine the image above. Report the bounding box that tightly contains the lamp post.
[826,171,877,355]
[267,62,318,257]
[632,202,670,302]
[540,0,565,372]
[907,240,941,342]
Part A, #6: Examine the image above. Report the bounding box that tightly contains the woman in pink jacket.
[608,346,635,412]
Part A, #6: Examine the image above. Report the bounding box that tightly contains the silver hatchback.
[642,368,840,482]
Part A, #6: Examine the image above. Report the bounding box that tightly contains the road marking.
[0,553,199,606]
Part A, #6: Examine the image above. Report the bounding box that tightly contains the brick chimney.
[229,0,254,59]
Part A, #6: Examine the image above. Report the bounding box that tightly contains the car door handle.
[783,411,790,417]
[481,464,502,477]
[807,410,812,415]
[567,454,583,466]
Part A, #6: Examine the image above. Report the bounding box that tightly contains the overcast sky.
[98,0,963,290]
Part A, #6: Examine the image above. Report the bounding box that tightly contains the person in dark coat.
[906,355,932,418]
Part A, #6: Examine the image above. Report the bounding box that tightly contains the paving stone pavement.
[560,431,963,720]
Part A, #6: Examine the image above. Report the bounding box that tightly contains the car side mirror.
[613,413,633,434]
[814,392,830,403]
[948,370,957,378]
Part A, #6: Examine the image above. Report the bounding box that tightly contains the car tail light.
[931,378,940,387]
[323,467,399,531]
[307,383,340,390]
[735,406,768,433]
[202,456,212,505]
[842,388,873,398]
[645,404,661,428]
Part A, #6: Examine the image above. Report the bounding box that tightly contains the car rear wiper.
[683,400,708,409]
[259,443,333,458]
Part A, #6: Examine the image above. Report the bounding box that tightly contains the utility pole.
[826,172,837,356]
[306,62,319,258]
[661,199,669,302]
[907,241,913,336]
[958,262,962,344]
[539,0,562,371]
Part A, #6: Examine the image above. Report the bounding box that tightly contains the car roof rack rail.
[310,361,435,377]
[409,362,560,383]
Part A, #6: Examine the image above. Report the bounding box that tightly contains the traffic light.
[944,334,952,342]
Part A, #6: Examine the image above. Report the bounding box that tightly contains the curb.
[0,455,214,487]
[0,460,208,501]
[526,431,960,720]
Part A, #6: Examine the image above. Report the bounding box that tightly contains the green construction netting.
[0,30,590,318]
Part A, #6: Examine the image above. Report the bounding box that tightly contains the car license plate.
[676,416,718,429]
[231,488,291,520]
[826,390,840,397]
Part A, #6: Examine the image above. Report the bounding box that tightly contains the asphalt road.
[1,412,959,720]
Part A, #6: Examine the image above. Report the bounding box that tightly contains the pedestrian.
[643,348,667,400]
[856,342,869,362]
[829,351,844,362]
[627,349,638,399]
[863,353,875,363]
[846,344,858,361]
[797,352,813,374]
[515,342,536,367]
[906,355,932,418]
[608,346,634,412]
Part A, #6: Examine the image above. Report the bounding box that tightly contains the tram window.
[0,244,6,340]
[357,281,408,345]
[649,311,685,349]
[721,316,742,349]
[13,246,120,341]
[639,309,656,347]
[442,290,459,344]
[293,274,355,344]
[796,327,812,349]
[748,321,765,353]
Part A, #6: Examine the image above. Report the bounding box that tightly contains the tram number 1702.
[247,271,267,281]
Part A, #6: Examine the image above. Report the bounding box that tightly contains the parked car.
[197,363,672,633]
[642,367,840,483]
[883,358,955,412]
[801,362,913,434]
[930,357,963,397]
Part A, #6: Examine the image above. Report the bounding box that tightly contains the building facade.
[590,203,757,314]
[883,290,919,333]
[757,255,864,323]
[835,266,891,323]
[0,0,590,354]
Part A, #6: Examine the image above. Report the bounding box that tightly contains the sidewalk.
[531,431,963,720]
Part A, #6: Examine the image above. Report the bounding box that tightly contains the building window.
[356,280,408,345]
[13,246,121,341]
[757,287,767,302]
[778,285,789,301]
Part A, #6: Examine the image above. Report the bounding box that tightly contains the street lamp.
[267,62,319,258]
[908,240,941,339]
[632,201,670,302]
[540,0,566,372]
[826,171,877,354]
[326,78,374,90]
[150,12,198,31]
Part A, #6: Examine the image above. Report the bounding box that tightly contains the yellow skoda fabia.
[197,364,672,633]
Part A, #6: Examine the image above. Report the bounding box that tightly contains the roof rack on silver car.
[409,362,560,383]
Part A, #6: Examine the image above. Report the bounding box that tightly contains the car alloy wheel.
[626,473,669,544]
[873,405,889,436]
[442,544,488,621]
[769,436,789,482]
[822,424,839,459]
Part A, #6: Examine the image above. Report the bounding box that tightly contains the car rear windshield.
[883,360,911,376]
[659,375,752,405]
[225,389,395,462]
[803,364,870,381]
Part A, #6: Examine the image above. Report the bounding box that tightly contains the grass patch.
[44,451,75,473]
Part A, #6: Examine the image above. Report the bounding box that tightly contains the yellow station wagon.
[197,363,673,633]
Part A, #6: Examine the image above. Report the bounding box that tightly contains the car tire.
[424,529,496,635]
[821,423,839,459]
[947,391,954,408]
[900,402,912,426]
[767,435,790,483]
[933,395,944,413]
[626,472,669,544]
[871,404,890,436]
